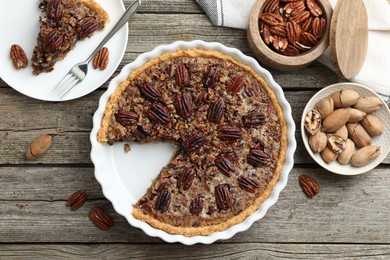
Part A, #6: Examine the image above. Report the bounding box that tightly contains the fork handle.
[86,0,141,63]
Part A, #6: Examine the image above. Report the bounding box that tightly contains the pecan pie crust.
[97,49,288,236]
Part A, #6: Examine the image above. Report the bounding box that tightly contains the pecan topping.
[299,175,320,197]
[286,20,301,44]
[175,64,190,87]
[147,103,171,125]
[154,188,171,212]
[89,207,113,231]
[189,196,204,216]
[66,190,87,210]
[227,76,245,94]
[259,12,284,26]
[175,92,193,119]
[215,184,233,210]
[43,30,63,53]
[312,17,326,38]
[93,47,109,70]
[203,66,221,88]
[218,126,242,142]
[77,17,99,39]
[247,149,272,167]
[183,133,206,152]
[10,44,28,70]
[115,111,138,126]
[244,110,265,127]
[306,0,323,17]
[215,155,236,177]
[207,100,225,123]
[46,0,62,20]
[140,83,161,102]
[238,176,260,193]
[178,167,196,191]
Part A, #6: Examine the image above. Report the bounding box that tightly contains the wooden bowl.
[247,0,333,71]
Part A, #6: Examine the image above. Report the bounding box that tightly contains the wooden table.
[1,0,389,258]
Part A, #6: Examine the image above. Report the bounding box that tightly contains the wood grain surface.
[0,0,389,258]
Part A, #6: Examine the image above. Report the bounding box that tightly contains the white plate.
[0,0,127,101]
[90,40,296,245]
[301,83,390,175]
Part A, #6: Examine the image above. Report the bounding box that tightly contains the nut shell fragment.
[337,139,355,165]
[327,134,346,154]
[361,114,384,137]
[351,146,381,167]
[304,109,321,135]
[26,134,52,160]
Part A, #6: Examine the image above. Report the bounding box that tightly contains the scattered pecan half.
[93,47,109,70]
[299,175,320,197]
[89,207,113,231]
[66,191,87,210]
[218,126,242,142]
[189,196,204,216]
[247,149,271,167]
[10,44,28,70]
[238,176,260,193]
[178,167,196,191]
[147,103,170,124]
[215,155,236,177]
[215,184,233,210]
[183,133,206,152]
[115,111,138,126]
[207,100,225,123]
[175,64,190,87]
[175,92,193,119]
[154,188,171,212]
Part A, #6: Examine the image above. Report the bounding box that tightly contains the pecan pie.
[31,0,109,75]
[97,49,288,236]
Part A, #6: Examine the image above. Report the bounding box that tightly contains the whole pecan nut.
[215,184,232,210]
[227,76,245,94]
[89,207,113,231]
[46,0,62,19]
[115,111,138,126]
[189,196,204,216]
[77,17,99,39]
[175,64,190,87]
[218,126,242,142]
[183,133,206,152]
[93,47,109,70]
[178,166,196,191]
[215,155,236,177]
[147,103,170,124]
[154,188,171,212]
[140,83,161,102]
[299,175,320,197]
[10,44,28,70]
[207,100,225,123]
[238,176,260,193]
[203,66,221,88]
[247,149,271,167]
[66,191,87,210]
[175,92,193,119]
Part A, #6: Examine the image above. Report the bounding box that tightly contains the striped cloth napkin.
[196,0,390,103]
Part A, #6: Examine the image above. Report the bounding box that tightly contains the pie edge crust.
[97,48,288,236]
[79,0,110,25]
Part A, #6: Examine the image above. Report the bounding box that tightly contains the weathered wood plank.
[1,167,389,243]
[0,243,389,259]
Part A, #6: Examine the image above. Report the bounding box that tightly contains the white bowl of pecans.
[301,83,390,175]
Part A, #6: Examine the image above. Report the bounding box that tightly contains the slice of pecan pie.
[97,49,287,236]
[31,0,109,75]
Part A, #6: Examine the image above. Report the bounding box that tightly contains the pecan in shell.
[154,188,171,212]
[215,184,233,210]
[218,126,242,142]
[175,64,190,87]
[66,190,87,210]
[203,66,221,88]
[147,103,171,125]
[175,92,193,119]
[215,155,236,177]
[93,47,109,70]
[189,196,204,216]
[299,175,320,197]
[238,176,260,193]
[247,149,272,167]
[178,167,196,191]
[10,44,28,70]
[207,100,225,123]
[115,111,138,126]
[183,133,206,152]
[89,207,113,231]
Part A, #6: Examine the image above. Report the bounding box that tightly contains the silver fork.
[54,0,141,99]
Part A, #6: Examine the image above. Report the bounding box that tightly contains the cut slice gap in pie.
[97,49,288,236]
[31,0,109,75]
